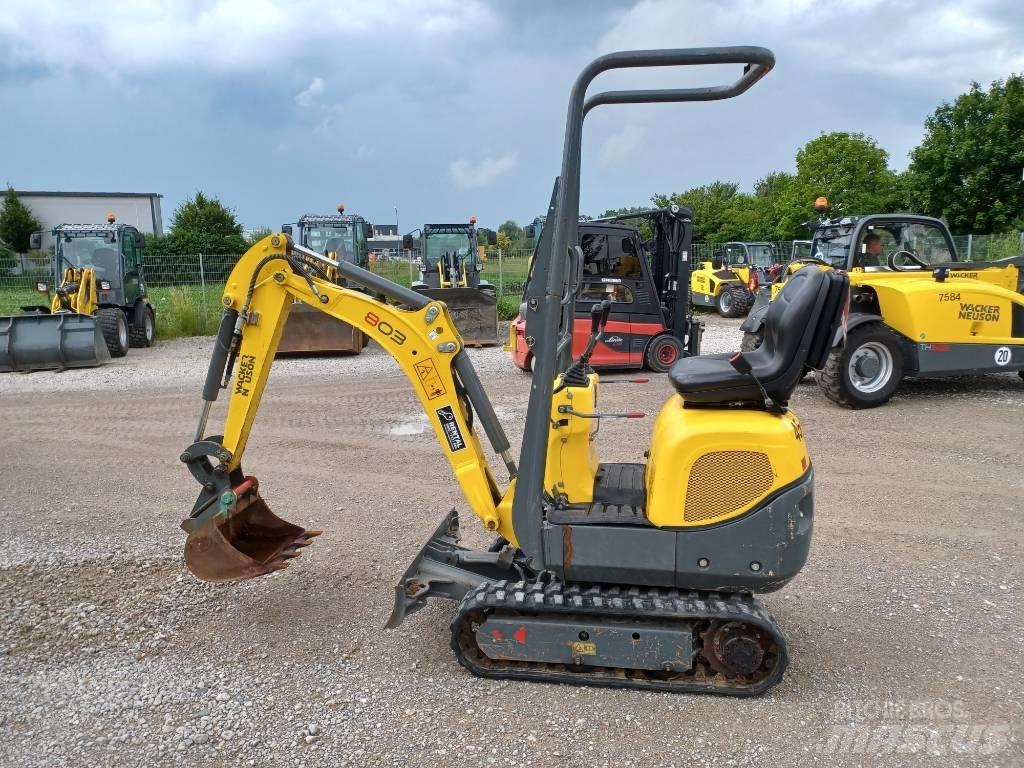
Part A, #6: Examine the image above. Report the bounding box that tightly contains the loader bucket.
[416,288,498,346]
[276,302,365,356]
[0,312,111,372]
[183,478,321,582]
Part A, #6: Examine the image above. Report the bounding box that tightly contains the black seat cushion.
[669,268,847,405]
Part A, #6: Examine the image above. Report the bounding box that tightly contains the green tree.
[904,75,1024,233]
[599,206,655,239]
[0,186,42,253]
[498,219,523,245]
[653,181,741,242]
[775,132,900,236]
[0,239,17,274]
[495,231,513,251]
[170,191,243,236]
[245,226,273,247]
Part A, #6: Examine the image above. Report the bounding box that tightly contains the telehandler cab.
[741,212,1024,407]
[178,47,849,695]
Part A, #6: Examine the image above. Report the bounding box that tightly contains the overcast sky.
[2,0,1022,233]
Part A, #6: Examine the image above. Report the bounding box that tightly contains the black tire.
[716,284,750,318]
[741,329,763,352]
[97,308,129,358]
[818,323,904,408]
[644,335,684,372]
[129,303,156,347]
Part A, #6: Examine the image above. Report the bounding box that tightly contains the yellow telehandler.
[741,211,1024,407]
[177,46,849,695]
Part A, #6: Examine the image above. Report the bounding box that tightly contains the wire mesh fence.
[0,233,1018,330]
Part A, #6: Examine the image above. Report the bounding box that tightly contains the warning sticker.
[414,358,447,400]
[994,346,1012,366]
[435,406,466,452]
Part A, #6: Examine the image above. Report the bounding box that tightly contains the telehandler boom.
[179,46,849,695]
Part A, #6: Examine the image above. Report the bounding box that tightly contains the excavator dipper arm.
[178,234,515,582]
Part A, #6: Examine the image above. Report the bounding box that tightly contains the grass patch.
[0,287,48,315]
[497,295,522,320]
[149,285,223,339]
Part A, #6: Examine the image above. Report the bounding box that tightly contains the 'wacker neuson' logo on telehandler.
[958,302,1000,322]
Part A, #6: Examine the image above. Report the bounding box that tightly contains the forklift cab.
[574,225,663,368]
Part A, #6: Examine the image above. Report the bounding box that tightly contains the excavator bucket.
[276,302,365,356]
[182,477,321,582]
[0,312,111,372]
[415,288,498,346]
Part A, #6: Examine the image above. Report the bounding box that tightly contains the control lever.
[559,300,611,388]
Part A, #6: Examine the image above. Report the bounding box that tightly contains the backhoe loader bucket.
[415,288,498,346]
[276,302,365,356]
[0,312,111,372]
[182,478,321,582]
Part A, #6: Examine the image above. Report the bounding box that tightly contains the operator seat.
[669,268,848,406]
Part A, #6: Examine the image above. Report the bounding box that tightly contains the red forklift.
[508,201,702,371]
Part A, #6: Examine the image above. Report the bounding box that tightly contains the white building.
[16,191,163,252]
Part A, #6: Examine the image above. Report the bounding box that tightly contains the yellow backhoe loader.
[177,47,849,695]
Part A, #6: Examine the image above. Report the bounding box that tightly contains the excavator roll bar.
[515,46,775,567]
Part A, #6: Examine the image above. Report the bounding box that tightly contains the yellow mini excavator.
[178,47,849,695]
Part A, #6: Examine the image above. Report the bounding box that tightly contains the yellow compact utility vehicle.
[1,218,156,372]
[741,213,1024,407]
[176,47,849,696]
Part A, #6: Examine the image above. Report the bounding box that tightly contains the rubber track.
[450,579,788,696]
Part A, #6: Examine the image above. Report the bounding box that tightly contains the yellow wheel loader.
[177,47,850,695]
[741,213,1024,407]
[275,205,374,355]
[404,218,499,345]
[690,242,774,317]
[0,218,156,372]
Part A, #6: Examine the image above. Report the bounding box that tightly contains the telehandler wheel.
[819,323,903,408]
[98,308,129,358]
[129,304,156,347]
[716,284,750,318]
[644,334,684,372]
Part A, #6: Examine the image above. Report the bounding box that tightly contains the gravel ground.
[1,316,1022,767]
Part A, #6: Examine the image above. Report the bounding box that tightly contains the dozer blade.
[276,302,364,356]
[415,288,498,346]
[0,312,111,372]
[182,477,321,582]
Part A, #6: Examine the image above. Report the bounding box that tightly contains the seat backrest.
[806,270,849,370]
[745,267,848,403]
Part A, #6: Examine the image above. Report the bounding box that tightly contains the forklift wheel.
[644,335,684,372]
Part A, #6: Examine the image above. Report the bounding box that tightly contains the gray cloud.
[0,0,1019,232]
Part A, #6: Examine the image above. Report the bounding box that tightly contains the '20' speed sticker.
[994,347,1012,366]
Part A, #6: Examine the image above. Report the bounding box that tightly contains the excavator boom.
[179,235,516,581]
